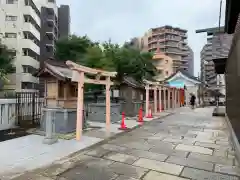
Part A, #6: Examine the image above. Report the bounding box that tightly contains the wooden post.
[158,86,162,112]
[163,87,166,110]
[154,87,157,114]
[44,80,47,106]
[56,80,59,107]
[64,83,68,100]
[175,88,178,108]
[145,84,149,116]
[106,76,111,131]
[76,71,84,141]
[172,88,175,109]
[168,87,171,110]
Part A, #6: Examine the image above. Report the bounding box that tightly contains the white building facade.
[0,0,59,92]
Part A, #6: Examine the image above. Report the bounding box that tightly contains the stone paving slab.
[133,158,183,175]
[215,164,240,177]
[175,144,213,155]
[181,167,239,180]
[143,170,189,180]
[107,162,148,179]
[166,156,214,171]
[104,152,139,164]
[149,146,189,157]
[114,175,138,180]
[189,152,234,166]
[195,141,231,150]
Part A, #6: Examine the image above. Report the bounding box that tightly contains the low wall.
[40,108,78,134]
[87,103,121,123]
[0,98,43,131]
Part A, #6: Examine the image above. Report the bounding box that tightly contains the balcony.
[21,73,39,84]
[23,6,41,27]
[166,49,188,56]
[22,23,40,40]
[46,1,58,15]
[21,56,39,69]
[21,39,40,55]
[165,36,181,42]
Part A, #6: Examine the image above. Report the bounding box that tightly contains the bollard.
[43,110,58,145]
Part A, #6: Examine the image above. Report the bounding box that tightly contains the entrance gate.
[16,92,43,127]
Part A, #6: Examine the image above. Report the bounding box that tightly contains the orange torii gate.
[66,61,117,141]
[143,80,181,115]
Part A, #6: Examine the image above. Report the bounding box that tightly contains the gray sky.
[57,0,226,76]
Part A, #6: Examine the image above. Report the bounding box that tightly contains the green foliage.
[55,35,157,89]
[55,35,96,62]
[0,43,15,83]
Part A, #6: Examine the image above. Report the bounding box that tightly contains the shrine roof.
[35,59,72,81]
[164,70,201,83]
[122,76,145,89]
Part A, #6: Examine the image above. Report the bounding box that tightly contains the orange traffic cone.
[119,112,129,130]
[138,106,143,125]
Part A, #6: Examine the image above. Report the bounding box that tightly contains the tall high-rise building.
[0,0,70,92]
[197,27,232,88]
[136,25,191,73]
[185,46,194,76]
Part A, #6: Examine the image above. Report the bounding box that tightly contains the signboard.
[168,81,185,88]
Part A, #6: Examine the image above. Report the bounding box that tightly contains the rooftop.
[151,25,187,33]
[196,27,225,36]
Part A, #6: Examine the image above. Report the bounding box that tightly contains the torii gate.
[66,61,117,141]
[143,80,181,115]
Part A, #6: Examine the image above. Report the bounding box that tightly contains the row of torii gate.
[144,80,184,117]
[67,61,184,141]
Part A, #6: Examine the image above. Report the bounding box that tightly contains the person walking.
[190,93,196,109]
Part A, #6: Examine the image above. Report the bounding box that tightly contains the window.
[5,33,17,38]
[166,60,168,64]
[22,49,28,56]
[5,15,17,21]
[166,71,169,76]
[6,0,17,4]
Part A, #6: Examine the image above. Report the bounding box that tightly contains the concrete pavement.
[12,107,240,180]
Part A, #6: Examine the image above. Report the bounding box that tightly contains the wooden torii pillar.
[144,80,165,114]
[66,61,117,141]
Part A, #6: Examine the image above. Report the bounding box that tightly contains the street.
[15,107,240,180]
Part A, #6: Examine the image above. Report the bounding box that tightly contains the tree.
[55,35,157,84]
[0,43,15,84]
[55,35,96,62]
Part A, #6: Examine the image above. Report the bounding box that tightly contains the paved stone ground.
[13,107,240,180]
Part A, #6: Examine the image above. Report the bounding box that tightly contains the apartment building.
[137,26,191,74]
[0,0,70,92]
[0,0,41,91]
[185,46,194,76]
[152,51,173,81]
[40,2,70,61]
[197,27,232,90]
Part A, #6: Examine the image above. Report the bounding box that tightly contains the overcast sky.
[57,0,226,76]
